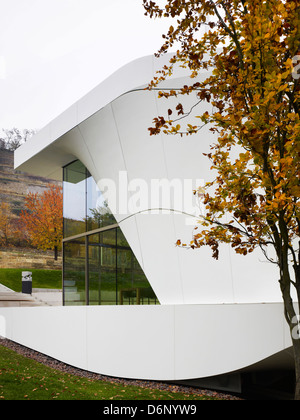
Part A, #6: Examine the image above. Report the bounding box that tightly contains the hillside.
[0,149,61,217]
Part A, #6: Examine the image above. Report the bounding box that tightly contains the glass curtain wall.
[63,160,159,306]
[88,230,117,305]
[63,237,86,305]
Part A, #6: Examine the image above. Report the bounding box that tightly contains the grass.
[0,344,217,400]
[0,268,62,292]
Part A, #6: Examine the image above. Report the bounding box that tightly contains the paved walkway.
[0,283,63,307]
[32,288,62,306]
[0,284,13,293]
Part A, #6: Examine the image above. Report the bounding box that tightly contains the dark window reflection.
[63,237,86,306]
[88,228,158,305]
[88,231,117,305]
[63,163,117,238]
[63,161,86,238]
[117,229,158,305]
[86,172,116,231]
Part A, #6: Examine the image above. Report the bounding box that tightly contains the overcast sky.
[0,0,173,131]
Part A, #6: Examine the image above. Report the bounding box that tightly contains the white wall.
[0,304,293,381]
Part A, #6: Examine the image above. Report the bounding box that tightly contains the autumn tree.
[0,202,29,248]
[143,0,300,398]
[0,202,13,246]
[21,184,63,260]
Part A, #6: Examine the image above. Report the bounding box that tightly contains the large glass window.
[63,160,86,238]
[63,160,159,306]
[86,172,116,231]
[88,231,117,305]
[63,237,86,305]
[116,229,158,305]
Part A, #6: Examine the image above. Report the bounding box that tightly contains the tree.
[0,128,36,151]
[143,0,300,398]
[0,202,13,246]
[21,184,63,260]
[0,202,30,248]
[86,201,117,230]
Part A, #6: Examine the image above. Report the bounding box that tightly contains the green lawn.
[0,345,217,400]
[0,268,62,292]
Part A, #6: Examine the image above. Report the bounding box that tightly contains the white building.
[0,54,294,393]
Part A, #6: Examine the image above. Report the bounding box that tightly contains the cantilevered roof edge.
[14,54,157,170]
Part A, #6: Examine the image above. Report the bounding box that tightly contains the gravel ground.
[0,336,242,400]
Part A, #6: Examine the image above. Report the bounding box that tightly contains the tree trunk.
[293,338,300,400]
[54,246,58,261]
[292,250,300,399]
[279,249,299,399]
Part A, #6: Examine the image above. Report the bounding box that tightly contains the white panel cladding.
[85,305,175,380]
[173,213,236,304]
[77,55,154,124]
[132,213,184,305]
[0,304,293,381]
[173,303,291,379]
[77,103,127,222]
[2,306,88,371]
[109,89,184,304]
[55,127,96,175]
[110,89,167,190]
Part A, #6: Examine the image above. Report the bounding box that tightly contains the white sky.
[0,0,173,131]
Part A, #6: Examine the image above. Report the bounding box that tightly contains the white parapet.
[0,304,293,381]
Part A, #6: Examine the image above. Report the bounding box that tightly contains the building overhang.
[14,53,189,180]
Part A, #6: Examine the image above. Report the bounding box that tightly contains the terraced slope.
[0,149,61,217]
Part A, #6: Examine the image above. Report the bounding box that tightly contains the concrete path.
[32,288,62,306]
[0,283,63,307]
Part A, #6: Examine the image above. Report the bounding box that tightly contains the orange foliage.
[21,184,63,259]
[0,202,13,246]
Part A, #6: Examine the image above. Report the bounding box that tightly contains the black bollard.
[22,271,32,294]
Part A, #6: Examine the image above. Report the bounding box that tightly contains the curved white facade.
[3,54,293,384]
[0,304,294,383]
[14,54,282,306]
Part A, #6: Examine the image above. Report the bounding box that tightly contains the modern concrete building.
[0,54,294,393]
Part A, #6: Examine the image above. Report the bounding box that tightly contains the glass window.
[63,237,86,305]
[88,231,117,305]
[62,160,159,306]
[63,161,86,238]
[117,228,158,305]
[86,172,117,231]
[87,228,158,305]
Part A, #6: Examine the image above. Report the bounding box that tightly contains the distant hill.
[0,149,61,218]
